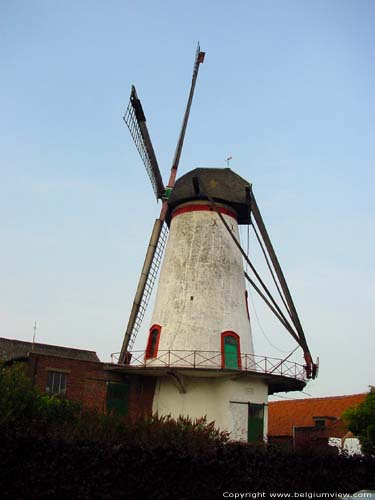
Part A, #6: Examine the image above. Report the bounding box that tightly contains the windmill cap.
[168,167,252,225]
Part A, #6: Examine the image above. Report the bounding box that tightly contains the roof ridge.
[0,337,97,354]
[269,393,367,404]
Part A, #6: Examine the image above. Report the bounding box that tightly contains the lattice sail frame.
[123,86,164,199]
[120,43,205,362]
[125,221,169,353]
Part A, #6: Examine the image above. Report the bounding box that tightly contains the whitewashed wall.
[148,204,254,359]
[152,374,268,442]
[328,437,362,456]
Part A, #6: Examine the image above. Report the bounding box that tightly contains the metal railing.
[110,350,306,381]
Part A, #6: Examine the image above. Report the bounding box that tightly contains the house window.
[145,324,161,360]
[221,331,241,369]
[314,419,326,430]
[46,371,67,396]
[248,403,265,443]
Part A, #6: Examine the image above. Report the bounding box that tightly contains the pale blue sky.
[1,1,374,398]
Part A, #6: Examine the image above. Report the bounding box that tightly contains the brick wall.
[294,426,337,454]
[26,353,156,419]
[128,375,156,420]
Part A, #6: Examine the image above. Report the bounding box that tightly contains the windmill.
[118,44,318,442]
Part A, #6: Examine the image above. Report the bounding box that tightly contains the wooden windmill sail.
[120,44,318,380]
[120,44,206,360]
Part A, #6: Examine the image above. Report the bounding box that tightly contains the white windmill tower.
[117,45,318,442]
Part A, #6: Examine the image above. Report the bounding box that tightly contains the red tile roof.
[268,393,367,437]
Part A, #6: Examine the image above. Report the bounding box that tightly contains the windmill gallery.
[2,46,318,443]
[110,45,318,442]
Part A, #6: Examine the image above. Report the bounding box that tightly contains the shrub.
[343,389,375,457]
[0,363,229,449]
[0,363,81,429]
[0,362,41,424]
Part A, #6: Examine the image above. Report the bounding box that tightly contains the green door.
[224,335,239,369]
[248,403,264,443]
[107,382,129,416]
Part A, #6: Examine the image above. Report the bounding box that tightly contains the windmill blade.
[166,42,205,190]
[196,177,316,379]
[249,188,316,378]
[119,44,205,362]
[118,219,169,363]
[123,85,165,199]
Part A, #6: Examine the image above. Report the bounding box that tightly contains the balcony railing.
[110,350,306,381]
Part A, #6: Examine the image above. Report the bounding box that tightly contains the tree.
[0,362,41,424]
[0,362,80,427]
[343,389,375,457]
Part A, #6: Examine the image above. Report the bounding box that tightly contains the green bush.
[0,362,41,424]
[0,363,229,449]
[0,363,81,429]
[124,414,230,448]
[69,411,229,449]
[0,363,374,498]
[344,390,375,457]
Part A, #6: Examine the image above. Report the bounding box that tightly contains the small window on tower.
[145,325,161,360]
[221,331,241,369]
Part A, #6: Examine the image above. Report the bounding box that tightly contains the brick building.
[5,336,365,451]
[268,393,367,453]
[0,337,155,419]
